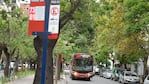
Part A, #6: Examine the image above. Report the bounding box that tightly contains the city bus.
[70,53,94,81]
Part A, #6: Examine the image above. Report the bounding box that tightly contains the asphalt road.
[65,75,120,84]
[5,74,120,84]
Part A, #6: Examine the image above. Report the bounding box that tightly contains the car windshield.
[131,73,137,76]
[125,72,137,77]
[125,73,131,76]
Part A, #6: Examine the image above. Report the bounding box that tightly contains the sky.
[96,0,100,3]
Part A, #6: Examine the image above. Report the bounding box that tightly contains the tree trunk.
[14,55,19,73]
[56,55,61,80]
[143,56,148,83]
[2,46,16,78]
[0,45,10,77]
[3,47,10,78]
[33,36,57,84]
[0,46,2,58]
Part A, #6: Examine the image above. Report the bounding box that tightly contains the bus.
[70,53,94,81]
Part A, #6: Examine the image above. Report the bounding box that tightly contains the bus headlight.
[74,72,78,76]
[87,73,91,77]
[88,72,93,77]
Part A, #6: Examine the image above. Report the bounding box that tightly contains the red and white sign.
[29,6,45,21]
[48,5,60,39]
[28,2,45,36]
[29,7,36,20]
[51,6,59,16]
[28,2,60,39]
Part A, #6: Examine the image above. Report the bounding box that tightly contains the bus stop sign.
[28,1,60,39]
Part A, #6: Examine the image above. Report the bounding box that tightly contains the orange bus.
[70,53,94,81]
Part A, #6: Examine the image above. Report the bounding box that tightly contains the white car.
[93,65,99,75]
[119,71,140,84]
[144,74,149,84]
[102,69,112,79]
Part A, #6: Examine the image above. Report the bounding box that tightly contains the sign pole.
[41,0,51,84]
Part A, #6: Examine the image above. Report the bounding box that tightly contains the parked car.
[93,65,99,75]
[99,67,106,77]
[119,71,140,84]
[144,74,149,84]
[103,69,112,79]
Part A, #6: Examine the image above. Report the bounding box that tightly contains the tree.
[93,1,149,82]
[123,0,149,82]
[93,0,125,63]
[56,0,96,54]
[0,7,18,77]
[0,0,32,77]
[92,0,143,69]
[94,45,110,66]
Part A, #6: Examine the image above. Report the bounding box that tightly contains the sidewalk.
[6,75,66,84]
[0,70,4,79]
[6,75,34,84]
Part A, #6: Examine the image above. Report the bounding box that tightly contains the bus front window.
[72,57,93,72]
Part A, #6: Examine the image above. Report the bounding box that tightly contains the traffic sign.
[28,2,45,37]
[48,5,60,39]
[28,1,60,39]
[51,6,59,16]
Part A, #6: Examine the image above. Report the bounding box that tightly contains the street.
[5,74,120,84]
[65,75,119,84]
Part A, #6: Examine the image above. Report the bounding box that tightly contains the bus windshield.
[72,55,93,72]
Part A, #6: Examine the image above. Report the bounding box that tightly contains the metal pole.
[41,0,51,84]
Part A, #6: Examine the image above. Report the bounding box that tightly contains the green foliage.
[16,70,35,78]
[3,0,10,4]
[0,4,35,62]
[124,0,149,35]
[0,76,7,84]
[94,46,110,64]
[54,0,97,61]
[123,0,149,59]
[92,0,148,65]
